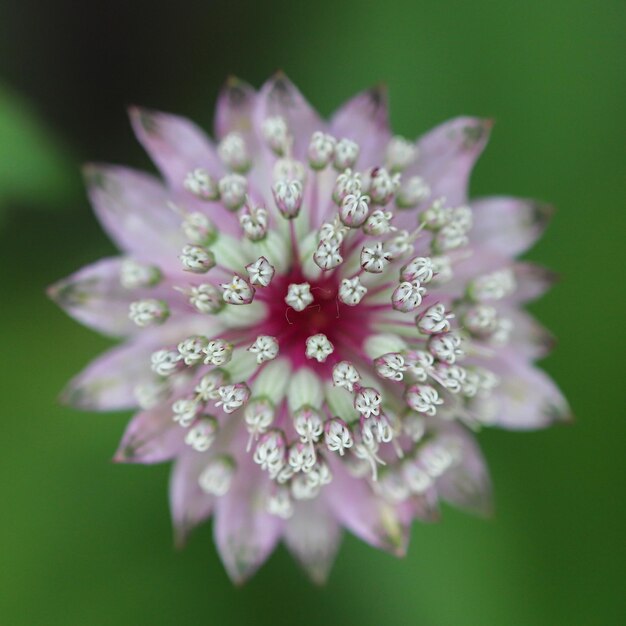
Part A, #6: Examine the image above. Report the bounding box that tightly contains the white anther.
[305,333,334,363]
[185,416,218,452]
[181,211,216,246]
[428,332,464,364]
[354,387,382,418]
[128,299,169,327]
[366,167,400,205]
[202,339,233,366]
[332,361,361,392]
[267,487,294,519]
[245,256,275,287]
[272,179,303,219]
[401,256,435,283]
[434,363,466,393]
[220,274,255,305]
[184,168,220,201]
[417,303,454,334]
[217,131,250,172]
[177,335,208,366]
[194,370,229,401]
[361,242,392,273]
[470,269,516,301]
[391,280,426,313]
[332,168,362,204]
[339,191,370,227]
[405,384,444,416]
[188,283,223,314]
[386,136,417,172]
[254,429,286,478]
[324,418,353,455]
[285,282,313,311]
[248,335,279,364]
[308,131,336,169]
[314,239,343,270]
[120,259,161,289]
[262,116,289,155]
[215,382,250,413]
[404,350,434,382]
[150,349,182,377]
[288,442,317,473]
[338,276,367,306]
[421,198,452,230]
[239,205,269,241]
[396,176,430,208]
[180,244,216,273]
[172,397,200,427]
[218,174,248,211]
[293,407,324,443]
[198,456,236,496]
[363,209,395,236]
[374,352,407,382]
[333,138,360,170]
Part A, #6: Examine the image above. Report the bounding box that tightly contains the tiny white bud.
[272,179,303,219]
[361,242,391,273]
[332,168,361,204]
[314,239,343,270]
[338,276,367,306]
[324,418,353,455]
[218,174,248,211]
[215,382,250,414]
[179,244,216,274]
[366,167,400,205]
[151,349,182,377]
[172,398,201,427]
[220,274,255,305]
[198,456,236,496]
[401,256,435,283]
[177,335,208,365]
[202,339,233,366]
[354,387,382,418]
[391,280,426,313]
[285,282,313,312]
[239,205,269,241]
[185,416,218,451]
[184,168,219,201]
[120,259,161,289]
[181,212,216,246]
[217,132,250,172]
[428,332,464,364]
[333,138,360,170]
[363,209,395,236]
[374,352,406,381]
[308,131,336,169]
[405,384,443,416]
[128,299,169,327]
[385,136,417,172]
[188,283,224,314]
[340,191,370,227]
[262,116,289,155]
[305,333,334,363]
[417,303,454,334]
[245,256,275,287]
[248,335,279,364]
[332,361,361,392]
[396,175,430,209]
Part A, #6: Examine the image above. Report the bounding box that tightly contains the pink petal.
[284,498,342,584]
[214,77,258,143]
[470,196,554,257]
[330,86,390,169]
[496,306,555,360]
[324,456,408,556]
[169,451,215,546]
[411,116,492,206]
[129,107,223,188]
[254,73,325,161]
[213,430,283,583]
[114,403,185,464]
[471,352,571,430]
[84,165,186,266]
[429,419,493,517]
[48,257,185,337]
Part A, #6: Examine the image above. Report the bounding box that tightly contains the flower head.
[50,74,569,584]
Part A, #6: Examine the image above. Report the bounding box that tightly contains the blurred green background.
[1,0,624,624]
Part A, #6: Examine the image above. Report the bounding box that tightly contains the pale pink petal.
[214,77,258,143]
[330,86,390,169]
[412,116,492,206]
[430,420,493,517]
[114,403,185,464]
[325,456,408,556]
[129,107,223,188]
[84,165,185,266]
[470,196,554,257]
[254,73,325,160]
[169,451,215,546]
[47,257,186,337]
[213,433,283,583]
[284,498,342,584]
[470,352,571,429]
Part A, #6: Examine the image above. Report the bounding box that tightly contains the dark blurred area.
[0,1,624,625]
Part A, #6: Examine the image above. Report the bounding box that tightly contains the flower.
[48,73,570,584]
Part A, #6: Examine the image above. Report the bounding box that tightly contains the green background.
[1,1,624,624]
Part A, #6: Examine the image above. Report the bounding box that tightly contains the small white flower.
[308,131,336,169]
[385,136,417,172]
[248,335,279,364]
[180,244,216,274]
[198,456,236,496]
[220,275,255,305]
[254,429,286,477]
[391,280,426,313]
[239,205,269,241]
[305,334,334,362]
[217,131,250,172]
[338,276,367,306]
[262,116,289,154]
[184,168,219,201]
[129,299,169,327]
[294,407,324,443]
[396,176,430,208]
[150,349,182,377]
[333,138,360,170]
[405,384,443,416]
[181,212,216,246]
[188,284,223,314]
[185,416,218,451]
[218,174,248,211]
[202,339,233,366]
[272,179,303,219]
[332,361,361,392]
[428,332,464,364]
[172,397,200,427]
[401,256,435,284]
[366,167,400,205]
[417,303,454,335]
[374,352,406,381]
[120,259,161,289]
[285,282,313,311]
[354,387,382,418]
[339,192,370,227]
[177,335,208,365]
[215,383,250,414]
[363,209,395,236]
[314,239,343,270]
[324,418,353,455]
[361,242,391,273]
[332,168,361,204]
[245,256,275,287]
